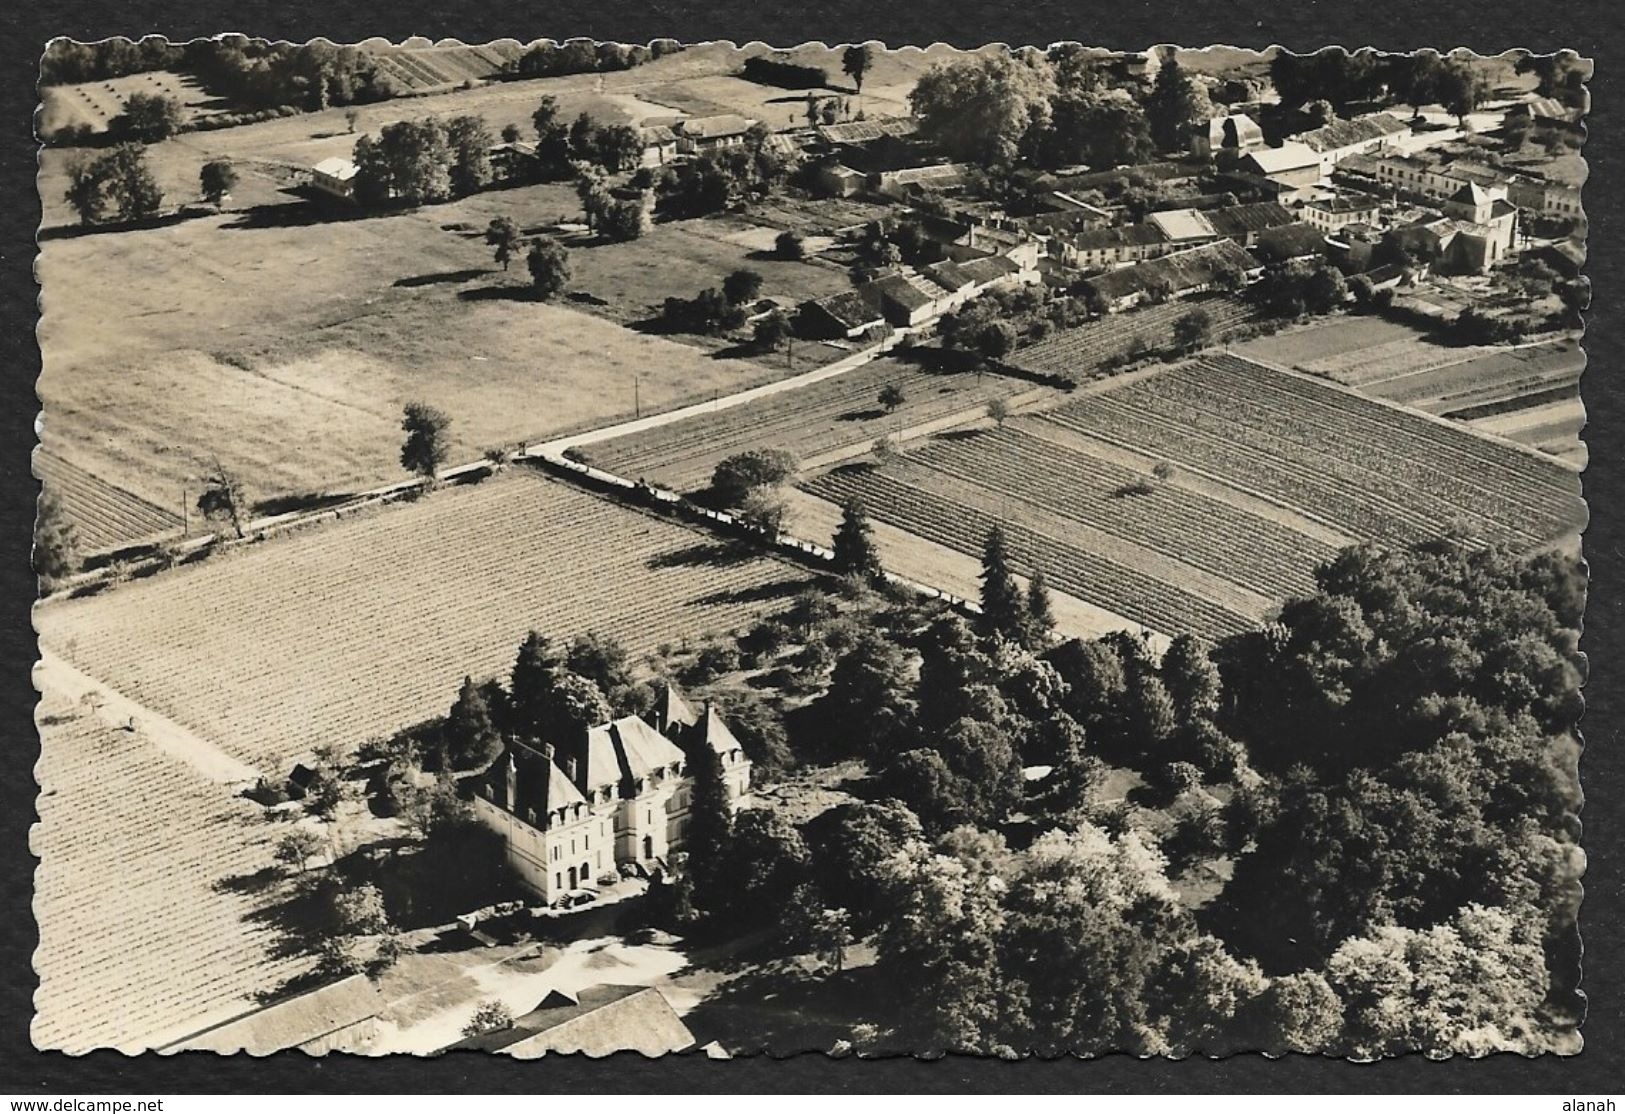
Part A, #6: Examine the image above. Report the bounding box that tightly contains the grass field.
[38,69,226,137]
[36,470,816,771]
[32,680,311,1053]
[38,187,824,516]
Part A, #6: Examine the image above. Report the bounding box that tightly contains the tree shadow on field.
[224,199,380,231]
[649,539,761,570]
[681,955,892,1055]
[252,491,355,517]
[837,407,885,422]
[394,268,490,289]
[215,865,284,897]
[693,577,812,608]
[459,284,542,304]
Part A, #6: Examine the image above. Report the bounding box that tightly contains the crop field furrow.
[1052,359,1559,546]
[1040,396,1435,545]
[33,688,312,1053]
[36,472,813,771]
[1008,295,1263,381]
[36,453,183,553]
[871,456,1274,618]
[806,467,1257,642]
[587,358,1029,490]
[1109,368,1540,539]
[905,427,1332,598]
[1199,354,1582,522]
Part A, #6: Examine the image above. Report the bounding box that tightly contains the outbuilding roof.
[817,116,919,144]
[446,985,696,1058]
[1240,142,1320,175]
[680,114,755,139]
[1083,239,1258,302]
[808,289,886,331]
[870,273,935,312]
[173,975,386,1055]
[312,157,359,181]
[1296,113,1409,153]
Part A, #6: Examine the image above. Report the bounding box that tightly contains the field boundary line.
[1226,346,1588,476]
[1014,415,1356,550]
[797,385,1058,473]
[529,333,906,456]
[529,453,987,617]
[35,648,261,785]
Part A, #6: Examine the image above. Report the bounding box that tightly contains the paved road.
[527,332,908,457]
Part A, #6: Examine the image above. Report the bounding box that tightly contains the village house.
[444,986,696,1058]
[867,272,942,327]
[488,140,539,182]
[1203,201,1298,247]
[799,288,888,339]
[814,115,921,171]
[310,157,359,201]
[1299,192,1383,233]
[675,114,756,154]
[1191,112,1265,159]
[798,251,1032,338]
[815,162,869,198]
[1509,95,1585,131]
[1253,221,1332,264]
[1079,238,1261,312]
[1056,222,1171,272]
[1358,150,1514,205]
[1147,207,1218,247]
[638,124,680,167]
[874,163,972,201]
[471,686,751,904]
[1506,174,1584,221]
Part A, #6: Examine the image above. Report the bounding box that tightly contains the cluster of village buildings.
[305,61,1581,336]
[793,97,1581,325]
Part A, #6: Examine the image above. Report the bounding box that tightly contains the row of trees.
[509,39,678,79]
[352,115,495,206]
[1269,49,1493,123]
[909,47,1210,170]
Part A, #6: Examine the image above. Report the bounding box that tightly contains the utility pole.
[181,484,187,536]
[634,374,641,419]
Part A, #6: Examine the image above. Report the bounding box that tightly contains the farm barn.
[170,975,387,1055]
[675,114,756,153]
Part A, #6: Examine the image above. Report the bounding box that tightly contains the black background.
[0,0,1617,1094]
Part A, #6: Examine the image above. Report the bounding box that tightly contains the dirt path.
[34,648,261,785]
